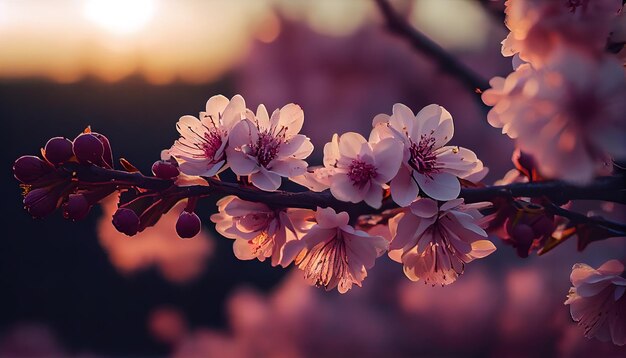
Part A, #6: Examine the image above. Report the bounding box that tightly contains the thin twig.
[374,0,490,92]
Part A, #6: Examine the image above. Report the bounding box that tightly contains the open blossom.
[482,49,626,184]
[370,104,481,205]
[210,196,314,267]
[388,198,496,286]
[565,260,626,346]
[292,207,388,293]
[502,0,622,67]
[227,103,314,191]
[169,94,246,177]
[321,132,402,208]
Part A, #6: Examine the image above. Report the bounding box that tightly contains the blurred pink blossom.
[502,0,622,67]
[565,259,626,345]
[483,49,626,184]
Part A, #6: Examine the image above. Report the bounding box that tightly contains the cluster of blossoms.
[161,95,492,292]
[483,0,626,184]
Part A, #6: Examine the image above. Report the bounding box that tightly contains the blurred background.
[1,0,625,356]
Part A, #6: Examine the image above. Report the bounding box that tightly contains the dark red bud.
[24,187,61,218]
[73,134,104,164]
[91,132,113,168]
[531,215,555,237]
[13,156,54,184]
[44,137,74,165]
[112,208,140,236]
[176,211,201,239]
[63,194,91,221]
[152,160,180,179]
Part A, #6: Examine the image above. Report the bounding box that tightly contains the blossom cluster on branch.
[10,0,626,347]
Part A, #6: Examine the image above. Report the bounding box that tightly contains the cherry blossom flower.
[169,94,246,177]
[388,198,496,286]
[565,260,626,346]
[293,207,388,293]
[227,103,314,191]
[482,49,626,184]
[210,195,314,267]
[502,0,622,67]
[370,104,481,205]
[320,132,402,208]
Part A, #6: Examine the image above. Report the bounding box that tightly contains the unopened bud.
[91,132,114,168]
[506,220,535,258]
[112,208,140,236]
[63,194,91,220]
[176,211,201,239]
[24,187,61,218]
[13,156,54,184]
[44,137,74,165]
[152,160,180,179]
[73,134,104,164]
[531,215,555,238]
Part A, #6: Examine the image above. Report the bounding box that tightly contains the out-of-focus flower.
[483,50,626,184]
[565,259,626,346]
[371,103,481,205]
[294,207,387,293]
[388,198,496,286]
[227,103,313,191]
[169,94,246,177]
[98,196,213,284]
[320,132,401,208]
[502,0,622,67]
[210,195,314,267]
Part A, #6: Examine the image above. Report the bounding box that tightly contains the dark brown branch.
[374,0,490,92]
[547,204,626,234]
[71,164,626,212]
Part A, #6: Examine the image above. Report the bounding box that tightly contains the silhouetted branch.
[374,0,490,92]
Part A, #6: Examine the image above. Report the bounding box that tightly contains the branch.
[547,204,626,235]
[72,164,626,213]
[374,0,490,92]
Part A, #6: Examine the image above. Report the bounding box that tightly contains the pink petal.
[315,207,348,228]
[372,137,403,183]
[338,132,367,160]
[414,171,460,201]
[390,165,419,207]
[409,198,438,218]
[323,134,340,167]
[250,168,282,191]
[205,94,229,117]
[330,174,362,203]
[220,94,246,129]
[226,148,258,176]
[233,239,257,260]
[278,103,304,136]
[390,103,415,136]
[269,158,308,177]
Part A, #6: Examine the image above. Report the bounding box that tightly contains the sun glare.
[84,0,156,35]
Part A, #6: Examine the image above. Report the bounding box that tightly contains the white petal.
[278,103,304,136]
[372,137,403,183]
[226,148,258,175]
[221,94,246,129]
[330,174,363,203]
[269,158,308,177]
[323,134,340,167]
[205,95,229,117]
[390,103,415,136]
[338,132,367,160]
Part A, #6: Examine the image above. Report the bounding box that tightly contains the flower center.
[250,231,273,256]
[202,129,223,160]
[409,135,438,175]
[348,159,377,188]
[301,232,348,289]
[249,131,282,168]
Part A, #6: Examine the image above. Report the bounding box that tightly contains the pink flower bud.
[530,215,555,238]
[73,134,104,164]
[23,187,61,218]
[176,211,201,239]
[152,160,180,179]
[63,194,91,221]
[44,137,74,165]
[112,208,140,236]
[13,156,54,184]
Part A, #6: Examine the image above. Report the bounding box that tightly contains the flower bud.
[44,137,74,165]
[73,134,104,164]
[91,132,114,168]
[530,215,555,238]
[152,160,180,179]
[506,220,535,258]
[63,194,91,221]
[24,187,61,218]
[176,211,201,239]
[112,208,140,236]
[13,156,54,184]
